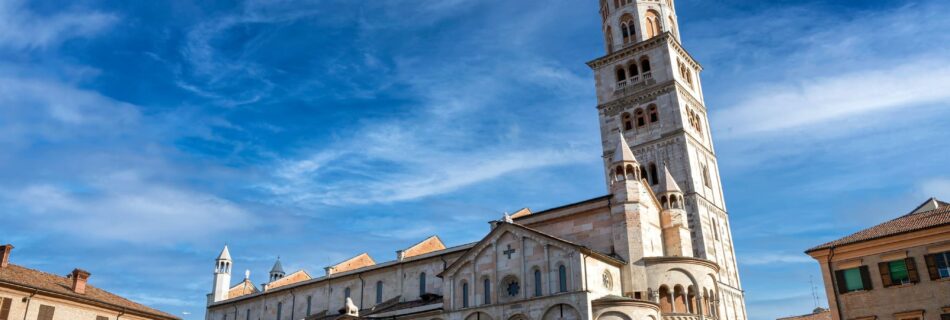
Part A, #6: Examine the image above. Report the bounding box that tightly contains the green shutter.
[843,268,863,292]
[888,260,909,284]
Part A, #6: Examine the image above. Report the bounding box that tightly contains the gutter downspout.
[117,307,126,320]
[22,288,37,320]
[358,273,365,310]
[826,246,844,320]
[290,289,296,320]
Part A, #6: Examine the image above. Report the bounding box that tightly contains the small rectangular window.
[97,316,109,320]
[940,313,950,320]
[37,305,55,320]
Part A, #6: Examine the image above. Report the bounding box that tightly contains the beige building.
[0,244,179,320]
[205,0,749,320]
[806,199,950,320]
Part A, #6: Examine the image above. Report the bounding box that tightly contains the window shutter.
[859,266,873,290]
[878,262,892,287]
[0,297,11,320]
[96,317,109,320]
[37,305,55,320]
[924,254,940,280]
[905,257,920,283]
[834,270,848,293]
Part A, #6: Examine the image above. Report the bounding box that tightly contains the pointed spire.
[270,257,284,274]
[216,245,232,261]
[660,166,682,193]
[611,132,638,164]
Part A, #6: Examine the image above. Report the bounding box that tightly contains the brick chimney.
[70,268,91,294]
[0,244,12,268]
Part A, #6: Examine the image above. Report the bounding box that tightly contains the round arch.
[596,311,630,320]
[466,312,494,320]
[542,304,581,320]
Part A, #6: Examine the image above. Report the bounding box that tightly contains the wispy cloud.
[740,253,814,266]
[0,0,117,50]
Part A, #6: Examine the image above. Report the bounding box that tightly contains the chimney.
[70,268,91,294]
[0,244,12,268]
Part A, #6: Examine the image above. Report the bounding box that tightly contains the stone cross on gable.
[503,244,516,259]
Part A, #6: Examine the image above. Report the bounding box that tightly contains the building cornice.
[0,280,179,320]
[587,33,703,72]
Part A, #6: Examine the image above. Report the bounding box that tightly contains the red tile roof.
[777,308,832,320]
[0,264,179,320]
[807,201,950,252]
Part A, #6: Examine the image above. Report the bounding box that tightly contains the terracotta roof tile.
[0,264,179,319]
[228,278,259,299]
[777,309,832,320]
[808,204,950,252]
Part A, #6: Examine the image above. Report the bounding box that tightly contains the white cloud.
[8,172,254,244]
[713,59,950,139]
[0,0,117,50]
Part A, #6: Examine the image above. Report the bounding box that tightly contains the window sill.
[840,290,870,297]
[883,282,916,289]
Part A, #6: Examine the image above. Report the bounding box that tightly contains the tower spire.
[209,245,233,305]
[269,257,285,282]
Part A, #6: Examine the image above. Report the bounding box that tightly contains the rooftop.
[807,198,950,252]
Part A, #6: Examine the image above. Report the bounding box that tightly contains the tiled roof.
[267,270,311,290]
[777,308,831,320]
[807,201,950,252]
[227,278,259,299]
[0,264,178,319]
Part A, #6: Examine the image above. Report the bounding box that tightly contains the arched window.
[462,282,470,308]
[649,163,659,186]
[306,295,313,315]
[644,10,662,39]
[648,104,658,123]
[628,64,639,77]
[376,281,383,304]
[625,164,636,180]
[277,302,283,320]
[622,112,633,130]
[660,195,668,208]
[702,164,712,188]
[615,165,624,181]
[659,285,672,313]
[483,278,491,304]
[640,166,648,182]
[620,14,635,44]
[419,273,427,296]
[558,265,568,292]
[344,287,351,300]
[687,286,697,314]
[674,285,687,313]
[533,269,543,297]
[635,108,646,127]
[669,16,677,36]
[641,58,652,73]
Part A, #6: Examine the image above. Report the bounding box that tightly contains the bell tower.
[589,0,747,319]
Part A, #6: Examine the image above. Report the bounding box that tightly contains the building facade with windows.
[806,199,950,320]
[0,244,179,320]
[205,0,748,320]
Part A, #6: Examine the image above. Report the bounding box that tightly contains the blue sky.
[1,0,949,319]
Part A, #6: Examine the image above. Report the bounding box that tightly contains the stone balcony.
[662,313,702,320]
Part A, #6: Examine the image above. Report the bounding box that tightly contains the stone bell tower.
[589,0,747,319]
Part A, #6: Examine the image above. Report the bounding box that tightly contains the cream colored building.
[0,244,179,320]
[806,199,950,320]
[205,0,749,319]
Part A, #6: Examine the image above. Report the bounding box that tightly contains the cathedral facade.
[205,0,747,319]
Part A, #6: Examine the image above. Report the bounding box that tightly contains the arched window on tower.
[641,58,652,74]
[702,164,712,188]
[604,26,613,53]
[628,63,639,81]
[640,166,648,182]
[616,68,627,82]
[648,104,658,123]
[649,163,659,186]
[669,16,677,37]
[644,10,662,39]
[635,108,646,127]
[620,14,635,44]
[622,112,633,131]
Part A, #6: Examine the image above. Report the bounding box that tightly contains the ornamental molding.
[599,82,676,117]
[587,33,671,69]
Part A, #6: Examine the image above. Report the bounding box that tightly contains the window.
[628,64,639,77]
[702,165,711,188]
[879,258,919,287]
[648,163,659,186]
[622,113,633,131]
[635,109,646,127]
[376,281,383,304]
[276,302,282,320]
[344,287,351,300]
[834,266,872,293]
[462,282,470,308]
[648,105,658,123]
[306,295,312,315]
[483,278,491,304]
[505,277,520,297]
[925,251,950,280]
[534,269,543,297]
[246,309,250,320]
[644,10,662,39]
[223,315,227,320]
[419,272,427,296]
[602,271,613,290]
[37,305,55,320]
[97,317,109,320]
[0,297,11,320]
[558,265,568,292]
[640,59,651,73]
[620,14,635,44]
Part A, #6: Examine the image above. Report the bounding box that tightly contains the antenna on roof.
[809,275,821,309]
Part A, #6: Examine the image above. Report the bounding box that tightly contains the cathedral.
[205,0,748,320]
